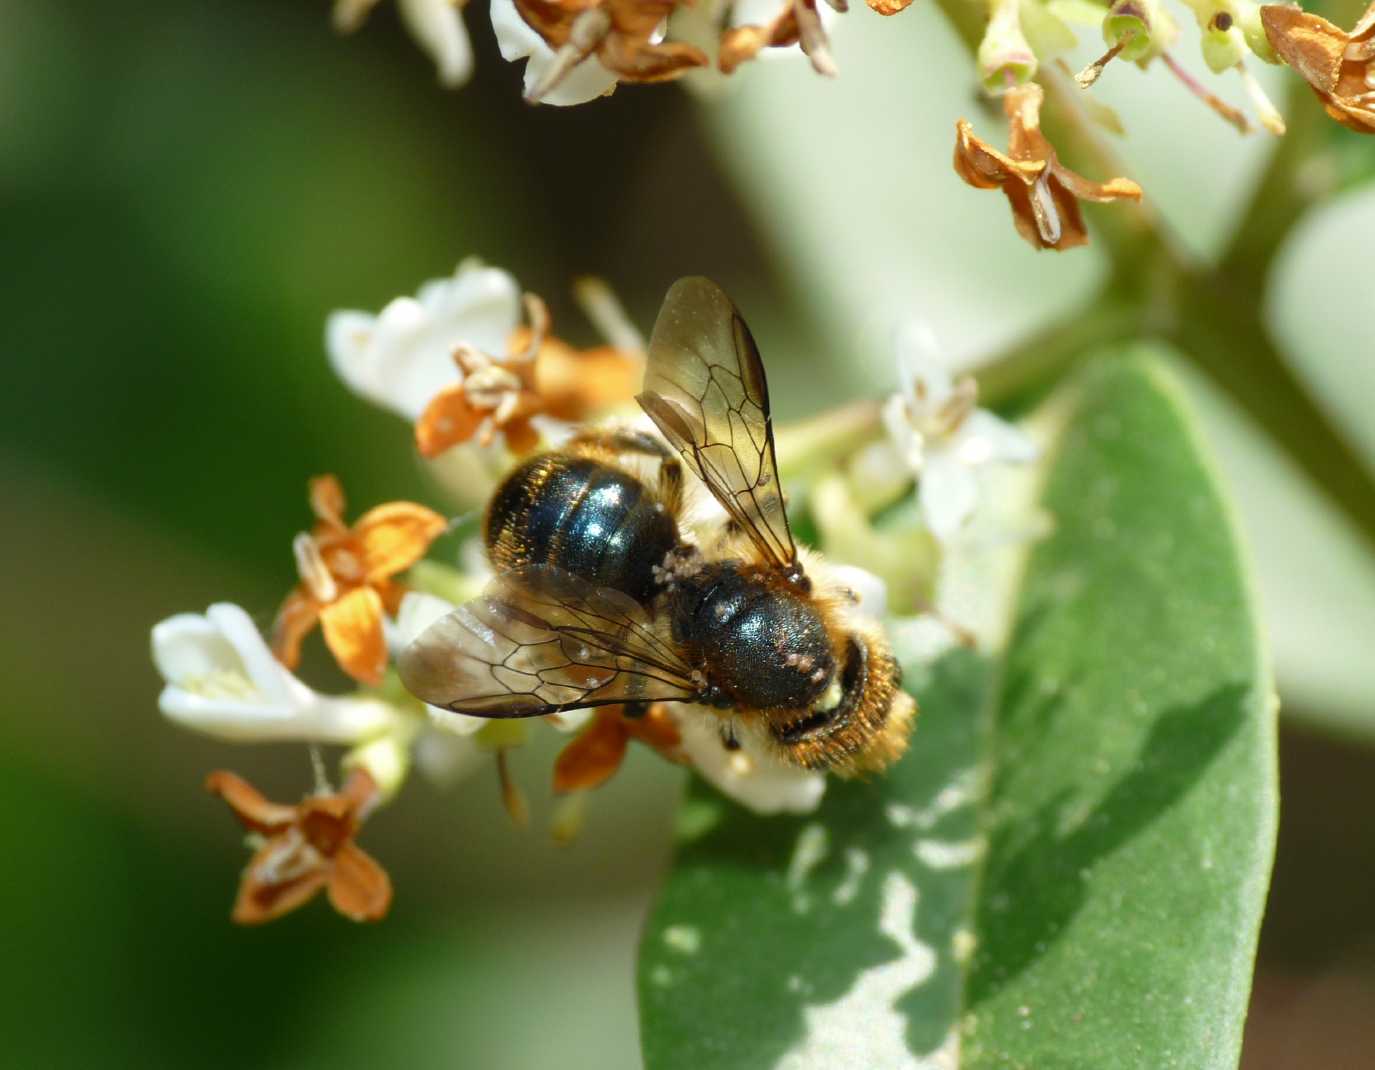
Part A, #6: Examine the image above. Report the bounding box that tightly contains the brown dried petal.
[720,10,801,74]
[953,84,1142,252]
[598,36,709,82]
[1261,5,1346,94]
[206,770,301,835]
[326,842,393,922]
[866,0,916,14]
[1263,2,1375,133]
[232,847,329,925]
[553,712,630,792]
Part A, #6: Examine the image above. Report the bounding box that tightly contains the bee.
[399,277,915,775]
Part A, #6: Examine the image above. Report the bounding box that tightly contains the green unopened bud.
[344,730,414,801]
[1181,0,1247,72]
[1202,19,1247,72]
[978,0,1038,93]
[1020,0,1079,59]
[1234,0,1277,63]
[1103,0,1177,63]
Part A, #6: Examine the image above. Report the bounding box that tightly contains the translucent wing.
[638,276,797,571]
[397,565,704,717]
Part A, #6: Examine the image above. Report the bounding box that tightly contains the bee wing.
[397,565,704,718]
[638,276,797,571]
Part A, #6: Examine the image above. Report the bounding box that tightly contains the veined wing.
[638,276,797,572]
[397,565,704,717]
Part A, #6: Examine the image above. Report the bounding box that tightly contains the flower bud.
[1229,0,1274,62]
[344,731,413,801]
[979,0,1038,93]
[1019,0,1082,60]
[1182,0,1247,72]
[1103,0,1178,63]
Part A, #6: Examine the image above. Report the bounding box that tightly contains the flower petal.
[269,588,320,671]
[625,703,684,757]
[397,0,475,87]
[205,770,300,834]
[553,712,630,793]
[415,384,487,458]
[893,320,953,410]
[534,340,642,417]
[825,563,889,621]
[151,612,240,685]
[327,264,523,420]
[502,416,542,455]
[490,0,620,105]
[413,727,489,785]
[207,602,298,708]
[309,474,348,529]
[952,409,1039,467]
[353,501,448,581]
[232,851,330,925]
[320,586,389,685]
[327,843,393,921]
[919,451,980,542]
[1261,5,1346,94]
[676,713,826,815]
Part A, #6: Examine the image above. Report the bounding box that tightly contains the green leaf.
[638,353,1276,1068]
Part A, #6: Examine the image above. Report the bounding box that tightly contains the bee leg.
[720,721,741,751]
[622,700,650,720]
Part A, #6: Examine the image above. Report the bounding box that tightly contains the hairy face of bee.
[767,626,915,775]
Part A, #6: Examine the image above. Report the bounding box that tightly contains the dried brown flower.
[1262,1,1375,133]
[206,768,391,924]
[720,0,842,76]
[953,83,1144,250]
[515,0,708,101]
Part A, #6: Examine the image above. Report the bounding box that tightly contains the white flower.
[327,260,522,421]
[334,0,474,88]
[676,712,827,814]
[825,562,888,621]
[397,0,475,87]
[489,0,619,106]
[881,322,1038,543]
[152,603,398,744]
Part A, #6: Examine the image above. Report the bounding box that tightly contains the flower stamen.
[525,6,614,103]
[496,747,531,827]
[294,533,340,604]
[1076,37,1130,89]
[1162,51,1251,133]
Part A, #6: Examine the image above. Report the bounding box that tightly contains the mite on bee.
[398,276,915,775]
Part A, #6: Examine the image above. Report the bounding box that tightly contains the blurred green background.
[3,0,1373,1066]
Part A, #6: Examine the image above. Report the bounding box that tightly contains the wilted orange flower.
[553,704,684,792]
[415,305,642,458]
[1262,1,1375,134]
[206,768,391,924]
[515,0,707,101]
[954,83,1143,251]
[721,0,839,76]
[272,475,446,685]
